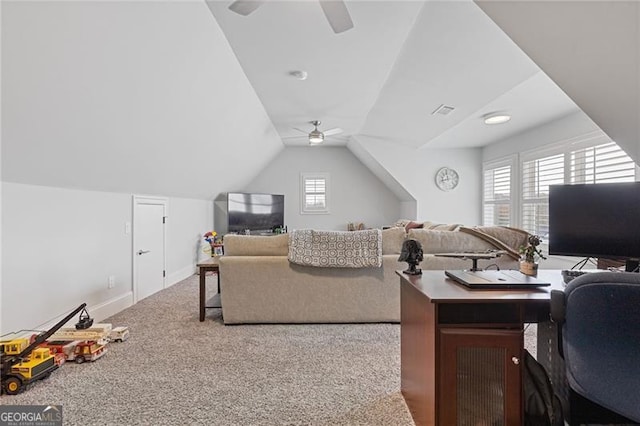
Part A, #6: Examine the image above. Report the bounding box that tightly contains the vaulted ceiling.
[2,1,638,202]
[206,0,581,150]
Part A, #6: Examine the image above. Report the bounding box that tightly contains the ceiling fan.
[287,120,344,145]
[228,0,354,34]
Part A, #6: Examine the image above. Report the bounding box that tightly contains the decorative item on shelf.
[398,239,424,275]
[519,234,546,276]
[212,244,224,257]
[347,222,365,231]
[203,231,223,257]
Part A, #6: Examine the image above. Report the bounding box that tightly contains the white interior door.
[133,196,166,302]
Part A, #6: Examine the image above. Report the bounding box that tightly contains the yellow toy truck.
[1,303,88,395]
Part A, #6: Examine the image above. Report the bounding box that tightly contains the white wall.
[1,183,212,334]
[476,0,640,164]
[482,111,618,270]
[2,1,283,200]
[166,197,214,284]
[355,136,483,225]
[240,147,402,231]
[483,111,602,162]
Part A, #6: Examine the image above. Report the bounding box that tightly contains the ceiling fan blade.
[228,0,266,16]
[319,0,354,34]
[323,127,343,136]
[292,127,309,135]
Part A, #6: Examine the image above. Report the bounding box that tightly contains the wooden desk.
[198,257,221,321]
[398,270,565,426]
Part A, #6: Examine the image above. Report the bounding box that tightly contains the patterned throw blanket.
[288,229,382,268]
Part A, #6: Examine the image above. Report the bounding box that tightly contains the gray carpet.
[0,274,414,425]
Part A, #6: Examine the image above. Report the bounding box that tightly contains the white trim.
[32,292,134,333]
[88,291,134,323]
[300,172,330,214]
[519,130,609,161]
[167,265,197,288]
[132,195,167,304]
[482,154,517,226]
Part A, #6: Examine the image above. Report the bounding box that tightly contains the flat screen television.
[549,182,640,271]
[227,192,284,233]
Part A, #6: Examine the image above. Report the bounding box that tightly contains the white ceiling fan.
[286,120,344,145]
[228,0,354,34]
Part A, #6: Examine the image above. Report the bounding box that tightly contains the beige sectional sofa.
[218,226,528,324]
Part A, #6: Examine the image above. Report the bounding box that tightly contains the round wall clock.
[435,167,459,191]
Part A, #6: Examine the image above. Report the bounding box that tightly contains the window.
[301,173,330,214]
[521,153,564,238]
[570,142,636,184]
[483,159,514,227]
[519,138,636,238]
[483,133,638,244]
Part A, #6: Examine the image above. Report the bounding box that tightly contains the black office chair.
[550,271,640,425]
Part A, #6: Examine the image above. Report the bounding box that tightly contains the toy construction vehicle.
[1,303,89,395]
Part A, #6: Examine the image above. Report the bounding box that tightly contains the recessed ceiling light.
[483,113,511,125]
[289,70,308,81]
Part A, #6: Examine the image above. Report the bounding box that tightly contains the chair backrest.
[559,271,640,423]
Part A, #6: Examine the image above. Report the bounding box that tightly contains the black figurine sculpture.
[398,239,424,275]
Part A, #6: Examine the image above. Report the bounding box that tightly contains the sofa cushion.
[422,221,461,231]
[407,229,494,254]
[223,234,289,256]
[382,227,406,254]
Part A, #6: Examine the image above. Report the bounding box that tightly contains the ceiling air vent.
[432,104,455,116]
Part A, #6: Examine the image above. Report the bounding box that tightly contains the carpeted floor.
[0,274,415,425]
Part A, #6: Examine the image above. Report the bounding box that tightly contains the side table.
[197,257,222,321]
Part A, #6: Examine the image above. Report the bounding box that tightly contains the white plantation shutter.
[301,173,330,213]
[521,153,564,238]
[570,142,636,184]
[519,139,636,240]
[483,164,512,226]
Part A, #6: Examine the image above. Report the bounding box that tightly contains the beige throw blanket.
[458,226,529,260]
[288,229,382,268]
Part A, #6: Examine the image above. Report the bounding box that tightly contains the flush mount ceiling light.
[289,70,308,81]
[483,113,512,125]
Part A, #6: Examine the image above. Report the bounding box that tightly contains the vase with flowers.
[519,234,546,276]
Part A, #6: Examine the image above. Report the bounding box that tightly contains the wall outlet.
[108,276,116,289]
[125,222,131,235]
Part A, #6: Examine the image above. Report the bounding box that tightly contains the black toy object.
[398,239,424,275]
[75,307,94,330]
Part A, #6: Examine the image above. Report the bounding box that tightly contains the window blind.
[302,176,328,212]
[570,142,636,184]
[521,153,564,238]
[483,165,511,226]
[520,141,636,238]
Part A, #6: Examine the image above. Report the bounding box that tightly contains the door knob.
[137,250,151,255]
[511,356,520,365]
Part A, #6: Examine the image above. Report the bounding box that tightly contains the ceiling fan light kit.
[228,0,354,34]
[308,121,325,144]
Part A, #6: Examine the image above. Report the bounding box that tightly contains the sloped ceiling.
[207,0,581,150]
[4,1,629,204]
[476,0,640,163]
[1,1,282,199]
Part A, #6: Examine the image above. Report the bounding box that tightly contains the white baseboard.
[91,291,134,322]
[34,291,134,332]
[167,264,196,287]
